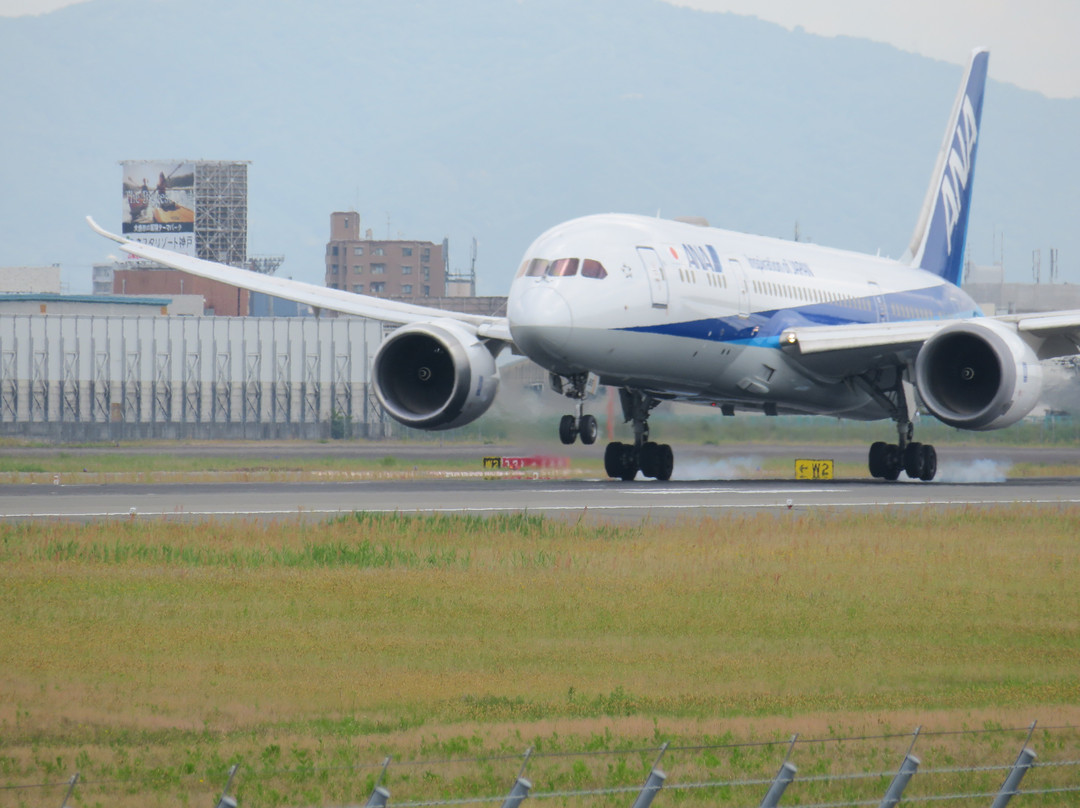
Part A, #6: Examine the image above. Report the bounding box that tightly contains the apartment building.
[325,211,445,299]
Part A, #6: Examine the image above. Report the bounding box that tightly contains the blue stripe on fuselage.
[618,283,980,345]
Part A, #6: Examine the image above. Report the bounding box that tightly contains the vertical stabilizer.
[902,48,989,285]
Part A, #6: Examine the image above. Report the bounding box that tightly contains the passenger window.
[548,258,579,277]
[581,259,607,279]
[525,258,550,277]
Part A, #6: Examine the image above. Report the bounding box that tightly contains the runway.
[2,441,1079,522]
[3,475,1080,522]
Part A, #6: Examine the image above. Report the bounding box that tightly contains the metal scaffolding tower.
[195,161,249,266]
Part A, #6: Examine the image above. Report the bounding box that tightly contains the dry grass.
[1,509,1078,806]
[2,445,1080,485]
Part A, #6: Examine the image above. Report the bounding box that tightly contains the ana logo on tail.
[910,48,988,284]
[939,94,979,255]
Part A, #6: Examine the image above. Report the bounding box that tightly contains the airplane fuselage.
[507,213,982,420]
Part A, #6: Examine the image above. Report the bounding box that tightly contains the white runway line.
[5,497,1080,520]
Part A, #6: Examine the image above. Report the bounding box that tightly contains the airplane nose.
[508,284,574,363]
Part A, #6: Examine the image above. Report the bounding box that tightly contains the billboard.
[121,161,196,255]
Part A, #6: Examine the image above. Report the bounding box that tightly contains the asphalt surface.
[2,444,1079,523]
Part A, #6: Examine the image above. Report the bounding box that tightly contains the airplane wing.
[780,312,1080,377]
[1003,310,1080,342]
[86,217,514,344]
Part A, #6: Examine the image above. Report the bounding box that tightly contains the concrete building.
[962,276,1080,315]
[325,212,445,299]
[92,262,115,296]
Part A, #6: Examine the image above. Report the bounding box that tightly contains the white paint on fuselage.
[507,213,981,419]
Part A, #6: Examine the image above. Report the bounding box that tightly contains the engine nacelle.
[914,319,1042,430]
[372,319,499,430]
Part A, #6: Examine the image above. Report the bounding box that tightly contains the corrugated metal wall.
[0,315,390,440]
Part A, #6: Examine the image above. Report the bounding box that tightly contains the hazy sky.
[664,0,1080,98]
[2,0,1078,98]
[0,0,81,13]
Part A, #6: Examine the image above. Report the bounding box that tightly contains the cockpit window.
[581,259,607,279]
[518,257,607,279]
[547,258,579,277]
[524,258,550,277]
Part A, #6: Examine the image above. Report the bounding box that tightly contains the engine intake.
[373,320,499,430]
[914,319,1042,430]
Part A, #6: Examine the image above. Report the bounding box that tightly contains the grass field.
[0,451,503,484]
[2,507,1078,807]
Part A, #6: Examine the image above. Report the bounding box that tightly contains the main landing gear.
[603,389,673,481]
[857,369,937,482]
[552,377,673,481]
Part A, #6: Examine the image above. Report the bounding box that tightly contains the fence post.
[631,769,666,808]
[364,756,392,808]
[989,747,1037,808]
[59,773,79,808]
[878,754,919,808]
[497,745,534,808]
[365,786,390,808]
[501,777,531,808]
[760,761,797,808]
[215,764,239,808]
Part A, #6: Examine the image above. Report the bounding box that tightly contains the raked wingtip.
[86,215,124,243]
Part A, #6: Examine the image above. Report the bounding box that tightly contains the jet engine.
[372,320,499,430]
[914,319,1042,430]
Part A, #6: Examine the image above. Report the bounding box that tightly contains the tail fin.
[903,48,990,285]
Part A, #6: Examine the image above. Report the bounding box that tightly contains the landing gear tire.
[903,442,925,480]
[639,442,674,481]
[656,444,674,481]
[869,441,937,481]
[917,444,937,481]
[604,442,620,478]
[868,441,889,478]
[558,414,577,445]
[881,445,902,481]
[869,442,902,480]
[579,414,598,445]
[604,441,638,481]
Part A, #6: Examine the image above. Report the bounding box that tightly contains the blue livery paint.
[619,283,981,345]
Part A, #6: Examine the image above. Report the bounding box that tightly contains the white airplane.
[89,47,1080,482]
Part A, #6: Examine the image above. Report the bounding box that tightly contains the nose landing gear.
[553,373,599,446]
[550,377,673,481]
[559,412,598,445]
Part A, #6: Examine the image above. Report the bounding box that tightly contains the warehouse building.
[0,314,388,440]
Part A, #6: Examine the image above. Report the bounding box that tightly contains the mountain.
[0,0,1077,294]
